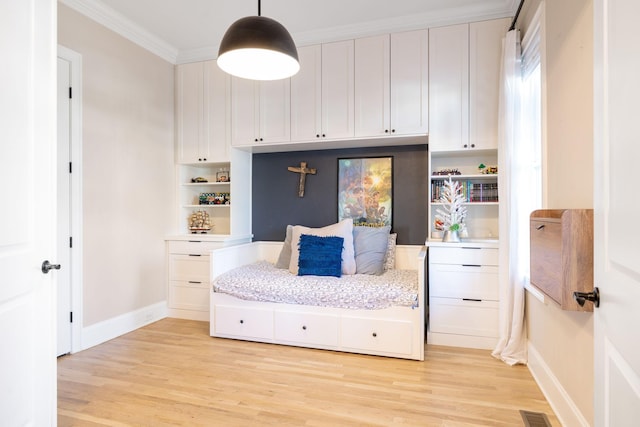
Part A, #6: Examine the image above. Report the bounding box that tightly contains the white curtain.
[492,29,528,365]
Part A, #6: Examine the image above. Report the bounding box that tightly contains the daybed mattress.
[213,261,419,310]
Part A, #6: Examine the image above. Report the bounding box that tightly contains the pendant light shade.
[217,9,299,81]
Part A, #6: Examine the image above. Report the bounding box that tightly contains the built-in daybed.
[209,223,426,361]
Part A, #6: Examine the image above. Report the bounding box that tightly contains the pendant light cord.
[258,0,261,17]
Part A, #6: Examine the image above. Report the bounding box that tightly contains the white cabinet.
[167,239,223,320]
[175,61,230,163]
[321,40,355,140]
[290,40,355,142]
[355,30,428,138]
[427,244,499,349]
[230,77,290,146]
[428,18,509,152]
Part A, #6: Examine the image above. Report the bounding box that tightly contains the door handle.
[41,260,61,274]
[573,288,600,308]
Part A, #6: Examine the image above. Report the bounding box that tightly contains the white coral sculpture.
[435,177,467,232]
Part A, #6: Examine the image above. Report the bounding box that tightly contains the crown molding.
[60,0,179,63]
[62,0,515,65]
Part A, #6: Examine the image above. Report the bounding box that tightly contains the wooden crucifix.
[287,161,317,197]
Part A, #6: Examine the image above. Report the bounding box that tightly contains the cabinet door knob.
[260,138,263,141]
[391,129,395,133]
[239,319,244,324]
[385,129,389,133]
[372,332,377,338]
[254,138,258,142]
[316,134,320,138]
[302,325,307,330]
[463,144,468,148]
[322,134,326,138]
[470,144,475,148]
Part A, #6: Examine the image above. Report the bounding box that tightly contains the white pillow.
[289,219,356,275]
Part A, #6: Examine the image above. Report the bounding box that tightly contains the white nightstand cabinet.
[427,243,499,349]
[167,238,250,321]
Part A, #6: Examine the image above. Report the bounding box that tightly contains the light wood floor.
[58,318,559,426]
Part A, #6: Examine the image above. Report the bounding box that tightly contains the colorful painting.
[338,157,392,227]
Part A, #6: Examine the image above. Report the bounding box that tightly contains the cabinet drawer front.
[341,317,413,356]
[169,281,209,311]
[168,240,222,255]
[214,304,274,340]
[429,246,498,265]
[169,254,209,282]
[429,264,498,300]
[429,297,498,337]
[274,311,339,346]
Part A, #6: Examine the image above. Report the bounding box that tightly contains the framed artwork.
[338,157,392,227]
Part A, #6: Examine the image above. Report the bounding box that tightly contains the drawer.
[169,254,209,282]
[429,246,498,266]
[168,240,223,255]
[274,311,339,346]
[429,264,498,300]
[429,297,498,338]
[341,316,413,356]
[213,304,274,340]
[168,281,209,311]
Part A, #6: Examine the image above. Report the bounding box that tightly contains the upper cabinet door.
[204,61,231,162]
[391,29,429,135]
[291,45,322,142]
[176,62,204,163]
[429,24,470,152]
[321,40,355,140]
[355,34,390,137]
[469,18,510,150]
[230,77,258,146]
[259,78,291,144]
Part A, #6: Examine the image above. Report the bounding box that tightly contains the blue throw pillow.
[297,234,344,277]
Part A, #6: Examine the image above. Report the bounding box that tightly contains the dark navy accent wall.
[252,145,428,245]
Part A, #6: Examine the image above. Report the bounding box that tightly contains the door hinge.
[70,312,73,323]
[69,236,73,248]
[69,87,72,99]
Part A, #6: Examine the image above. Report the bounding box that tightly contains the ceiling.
[60,0,518,64]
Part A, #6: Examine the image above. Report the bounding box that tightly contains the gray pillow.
[353,226,391,275]
[275,225,293,269]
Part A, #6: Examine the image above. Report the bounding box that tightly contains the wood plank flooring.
[58,318,559,426]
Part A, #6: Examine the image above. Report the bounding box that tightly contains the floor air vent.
[520,410,552,427]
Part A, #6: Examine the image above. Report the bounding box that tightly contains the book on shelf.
[431,179,498,203]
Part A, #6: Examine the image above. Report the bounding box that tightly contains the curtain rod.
[509,0,525,31]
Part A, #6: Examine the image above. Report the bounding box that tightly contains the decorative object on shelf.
[189,210,212,234]
[287,161,317,197]
[338,157,393,227]
[199,192,230,205]
[435,177,467,242]
[217,0,299,81]
[433,168,461,176]
[478,164,498,174]
[216,168,230,182]
[191,177,208,183]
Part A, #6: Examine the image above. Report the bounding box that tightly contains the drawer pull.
[461,247,481,250]
[462,264,481,268]
[372,332,377,338]
[239,319,244,324]
[462,298,482,302]
[188,281,202,284]
[302,325,307,330]
[188,254,202,257]
[536,224,545,230]
[187,240,202,243]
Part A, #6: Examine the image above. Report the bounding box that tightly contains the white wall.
[519,0,594,425]
[58,4,174,328]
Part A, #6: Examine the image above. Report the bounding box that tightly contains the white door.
[57,56,72,356]
[593,0,640,425]
[0,0,57,424]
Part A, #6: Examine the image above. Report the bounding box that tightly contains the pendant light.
[217,0,300,81]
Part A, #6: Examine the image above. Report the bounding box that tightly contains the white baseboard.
[80,301,168,351]
[527,342,590,427]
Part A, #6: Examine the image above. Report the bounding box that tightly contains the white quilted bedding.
[212,261,419,310]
